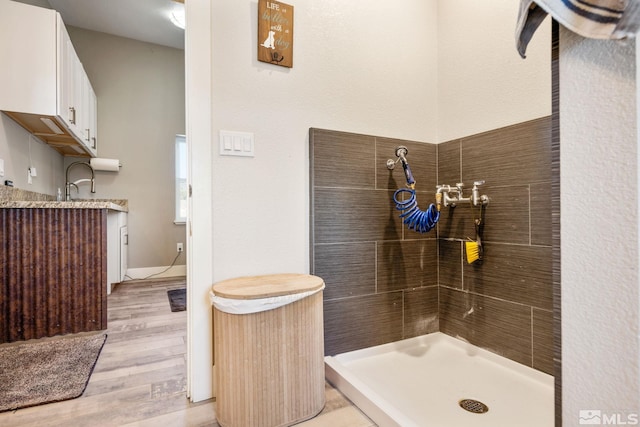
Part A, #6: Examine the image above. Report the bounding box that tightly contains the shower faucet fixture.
[386,146,415,188]
[436,181,488,210]
[389,146,439,233]
[395,146,409,163]
[386,146,410,171]
[386,145,488,211]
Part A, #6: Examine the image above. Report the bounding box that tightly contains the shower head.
[394,146,414,187]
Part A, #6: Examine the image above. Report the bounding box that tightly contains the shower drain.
[459,399,489,414]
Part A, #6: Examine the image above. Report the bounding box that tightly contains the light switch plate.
[219,130,254,157]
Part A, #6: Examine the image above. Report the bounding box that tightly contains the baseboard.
[126,265,187,280]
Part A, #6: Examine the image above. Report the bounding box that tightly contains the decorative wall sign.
[258,0,293,68]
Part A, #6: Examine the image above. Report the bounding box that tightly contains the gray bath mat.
[0,333,107,412]
[167,288,186,312]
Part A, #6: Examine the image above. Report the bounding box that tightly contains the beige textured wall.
[66,27,186,270]
[437,0,552,142]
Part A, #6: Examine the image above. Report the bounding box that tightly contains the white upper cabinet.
[78,65,98,156]
[0,1,97,157]
[57,24,74,133]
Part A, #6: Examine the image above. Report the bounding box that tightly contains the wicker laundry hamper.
[211,273,325,427]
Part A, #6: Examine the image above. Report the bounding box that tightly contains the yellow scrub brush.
[465,215,484,265]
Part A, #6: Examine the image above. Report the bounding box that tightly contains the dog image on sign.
[261,30,276,49]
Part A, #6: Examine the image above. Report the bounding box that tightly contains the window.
[175,134,187,223]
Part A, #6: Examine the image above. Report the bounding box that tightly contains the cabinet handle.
[91,137,97,149]
[85,129,91,142]
[69,107,76,125]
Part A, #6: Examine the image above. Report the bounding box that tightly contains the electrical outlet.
[177,243,184,252]
[27,169,32,185]
[0,159,4,177]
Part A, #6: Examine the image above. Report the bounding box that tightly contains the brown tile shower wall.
[310,129,439,356]
[310,118,553,375]
[437,117,553,375]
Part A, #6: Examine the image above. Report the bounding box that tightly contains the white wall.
[560,28,639,421]
[437,0,551,142]
[210,0,438,282]
[0,113,64,195]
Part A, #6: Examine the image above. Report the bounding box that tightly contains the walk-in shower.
[310,119,554,427]
[325,333,554,427]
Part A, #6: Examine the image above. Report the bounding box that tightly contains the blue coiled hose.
[393,188,440,233]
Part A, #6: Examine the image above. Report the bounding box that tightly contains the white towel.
[517,0,640,58]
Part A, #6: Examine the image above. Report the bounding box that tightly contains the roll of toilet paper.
[90,158,121,172]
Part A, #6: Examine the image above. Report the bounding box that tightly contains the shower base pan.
[324,332,553,427]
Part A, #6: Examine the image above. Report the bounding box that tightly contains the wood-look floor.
[0,277,375,427]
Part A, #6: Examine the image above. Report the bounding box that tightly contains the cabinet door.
[91,86,98,154]
[74,58,88,143]
[57,20,78,132]
[120,225,128,282]
[0,1,57,115]
[85,79,98,156]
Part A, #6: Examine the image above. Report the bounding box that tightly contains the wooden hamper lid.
[211,273,324,300]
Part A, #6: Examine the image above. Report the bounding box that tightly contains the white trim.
[126,265,187,280]
[185,0,214,402]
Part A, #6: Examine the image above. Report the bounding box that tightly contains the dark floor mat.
[167,288,186,312]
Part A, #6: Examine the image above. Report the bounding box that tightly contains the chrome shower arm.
[386,146,415,188]
[395,146,409,165]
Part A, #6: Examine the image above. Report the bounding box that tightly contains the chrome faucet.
[436,180,488,210]
[471,181,489,207]
[65,161,95,201]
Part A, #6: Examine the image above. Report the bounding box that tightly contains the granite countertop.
[0,187,128,212]
[0,199,128,212]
